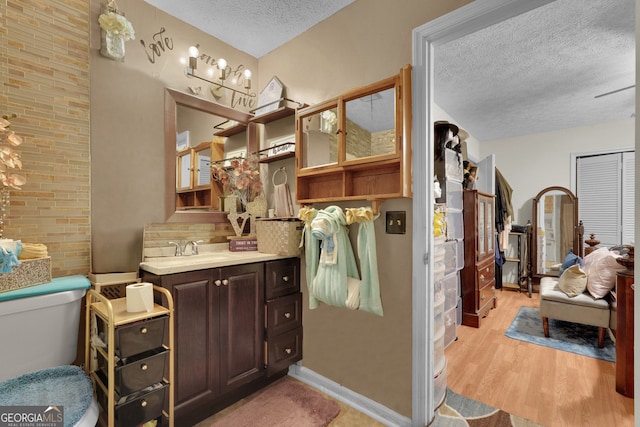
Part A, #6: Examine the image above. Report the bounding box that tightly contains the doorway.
[411,1,558,425]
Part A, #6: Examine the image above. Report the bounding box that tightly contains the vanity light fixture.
[185,45,252,97]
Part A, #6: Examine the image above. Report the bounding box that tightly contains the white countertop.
[140,246,293,275]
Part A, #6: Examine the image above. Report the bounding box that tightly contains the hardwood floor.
[446,289,634,427]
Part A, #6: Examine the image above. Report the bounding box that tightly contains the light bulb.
[243,69,252,89]
[217,58,227,70]
[188,45,199,58]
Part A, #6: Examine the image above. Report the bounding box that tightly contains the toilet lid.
[0,365,94,426]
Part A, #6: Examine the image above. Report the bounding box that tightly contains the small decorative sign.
[268,135,295,157]
[254,76,285,116]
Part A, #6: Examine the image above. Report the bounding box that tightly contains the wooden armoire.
[461,189,497,327]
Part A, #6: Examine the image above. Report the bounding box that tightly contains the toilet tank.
[0,288,86,382]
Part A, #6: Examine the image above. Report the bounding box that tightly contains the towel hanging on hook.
[272,167,294,217]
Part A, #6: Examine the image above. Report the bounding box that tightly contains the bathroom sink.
[139,250,285,275]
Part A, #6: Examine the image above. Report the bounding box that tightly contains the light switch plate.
[386,211,406,234]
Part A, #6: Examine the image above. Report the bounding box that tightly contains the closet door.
[576,152,634,246]
[475,154,495,195]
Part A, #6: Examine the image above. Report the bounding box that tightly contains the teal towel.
[0,365,93,427]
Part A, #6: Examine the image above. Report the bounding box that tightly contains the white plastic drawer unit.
[434,147,464,182]
[445,208,464,241]
[441,271,459,312]
[444,305,457,349]
[436,178,463,210]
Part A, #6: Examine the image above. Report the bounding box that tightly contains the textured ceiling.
[435,0,636,141]
[145,0,635,142]
[143,0,355,58]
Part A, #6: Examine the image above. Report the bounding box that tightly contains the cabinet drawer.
[476,262,494,289]
[266,292,302,337]
[114,316,167,358]
[478,281,495,310]
[265,258,300,299]
[97,382,167,427]
[266,327,302,376]
[98,348,167,396]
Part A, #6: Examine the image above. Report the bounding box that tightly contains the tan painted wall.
[258,0,471,417]
[89,0,258,272]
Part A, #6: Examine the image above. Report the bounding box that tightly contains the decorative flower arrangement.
[98,10,135,41]
[0,116,26,238]
[211,155,263,207]
[0,118,26,190]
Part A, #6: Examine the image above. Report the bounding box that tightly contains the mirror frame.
[164,88,253,223]
[531,185,582,278]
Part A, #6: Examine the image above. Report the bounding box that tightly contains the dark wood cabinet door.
[218,263,265,394]
[161,270,219,412]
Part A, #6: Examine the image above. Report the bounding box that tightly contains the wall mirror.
[299,101,339,169]
[344,85,396,162]
[164,88,252,222]
[531,186,582,277]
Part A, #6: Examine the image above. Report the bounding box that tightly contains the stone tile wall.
[1,0,91,277]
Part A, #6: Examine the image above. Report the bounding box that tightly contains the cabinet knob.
[481,294,486,300]
[479,274,485,281]
[140,327,148,334]
[140,399,148,408]
[284,312,291,319]
[222,279,229,286]
[141,363,148,371]
[282,276,289,282]
[215,280,222,287]
[284,348,292,355]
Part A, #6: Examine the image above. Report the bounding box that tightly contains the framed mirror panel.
[297,100,339,170]
[164,88,252,222]
[344,79,398,164]
[531,186,581,277]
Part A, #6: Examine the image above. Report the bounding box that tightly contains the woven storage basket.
[256,218,303,256]
[0,257,52,293]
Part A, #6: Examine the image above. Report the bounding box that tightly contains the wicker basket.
[0,257,52,294]
[256,218,303,256]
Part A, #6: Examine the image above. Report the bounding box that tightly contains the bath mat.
[505,306,615,362]
[0,365,93,427]
[210,376,340,426]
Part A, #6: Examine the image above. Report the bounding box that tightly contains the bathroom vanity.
[140,253,301,427]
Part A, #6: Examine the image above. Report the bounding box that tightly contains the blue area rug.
[505,306,615,362]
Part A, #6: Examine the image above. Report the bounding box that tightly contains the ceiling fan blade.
[594,85,636,99]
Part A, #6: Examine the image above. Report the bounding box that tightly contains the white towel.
[273,183,294,217]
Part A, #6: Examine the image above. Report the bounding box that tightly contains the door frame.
[410,0,555,424]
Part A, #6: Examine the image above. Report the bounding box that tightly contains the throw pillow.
[584,247,626,298]
[558,249,583,276]
[557,264,588,297]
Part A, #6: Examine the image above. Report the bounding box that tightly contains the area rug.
[210,377,340,427]
[505,306,615,362]
[434,388,543,426]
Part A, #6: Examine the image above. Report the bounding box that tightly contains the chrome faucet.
[168,241,183,257]
[185,240,204,255]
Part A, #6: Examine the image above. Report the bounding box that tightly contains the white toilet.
[0,279,99,427]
